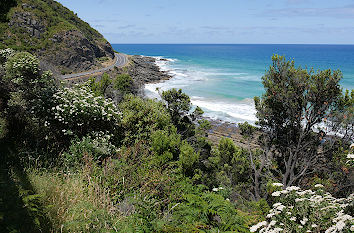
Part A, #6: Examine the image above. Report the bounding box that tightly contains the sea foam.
[144,56,257,123]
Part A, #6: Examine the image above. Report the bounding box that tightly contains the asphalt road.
[60,53,128,79]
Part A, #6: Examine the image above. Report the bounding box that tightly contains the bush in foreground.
[250,183,354,232]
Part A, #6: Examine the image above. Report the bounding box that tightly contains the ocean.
[112,44,354,124]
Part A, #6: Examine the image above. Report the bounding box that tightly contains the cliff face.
[0,0,114,75]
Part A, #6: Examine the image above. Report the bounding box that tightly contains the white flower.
[347,153,354,159]
[250,221,268,232]
[273,227,283,233]
[350,225,354,231]
[212,188,219,192]
[273,203,282,207]
[300,217,308,225]
[272,183,283,187]
[269,220,277,226]
[286,186,300,191]
[290,217,296,221]
[315,184,324,188]
[267,213,275,218]
[272,191,281,197]
[280,190,289,194]
[311,224,318,228]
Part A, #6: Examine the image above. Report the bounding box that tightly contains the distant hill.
[0,0,114,75]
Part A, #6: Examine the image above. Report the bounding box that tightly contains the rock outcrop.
[126,56,171,85]
[1,0,115,76]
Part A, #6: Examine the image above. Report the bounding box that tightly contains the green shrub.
[150,128,181,166]
[5,51,40,82]
[119,94,172,144]
[47,84,120,143]
[88,73,112,96]
[114,74,134,95]
[209,137,251,187]
[179,141,199,176]
[64,132,118,166]
[250,185,354,232]
[162,191,249,232]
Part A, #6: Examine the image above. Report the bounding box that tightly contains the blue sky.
[57,0,354,44]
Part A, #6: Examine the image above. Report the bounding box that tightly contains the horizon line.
[110,43,354,46]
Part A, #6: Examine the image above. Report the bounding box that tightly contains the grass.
[28,166,122,232]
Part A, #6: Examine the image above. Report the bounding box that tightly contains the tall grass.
[28,165,122,232]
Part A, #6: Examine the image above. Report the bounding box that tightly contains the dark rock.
[124,55,172,86]
[9,11,45,38]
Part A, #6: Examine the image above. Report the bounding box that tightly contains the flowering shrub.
[0,48,15,65]
[5,52,40,81]
[64,131,118,165]
[48,84,121,140]
[250,184,354,232]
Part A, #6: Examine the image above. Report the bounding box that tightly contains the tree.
[253,55,342,189]
[161,88,204,138]
[0,50,57,141]
[88,73,112,96]
[161,88,191,125]
[114,74,134,95]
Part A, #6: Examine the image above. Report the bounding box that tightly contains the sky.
[56,0,354,44]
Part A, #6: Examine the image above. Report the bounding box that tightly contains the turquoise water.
[112,44,354,123]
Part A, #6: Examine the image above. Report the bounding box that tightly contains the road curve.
[60,53,128,80]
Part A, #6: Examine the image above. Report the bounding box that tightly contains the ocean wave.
[191,96,257,123]
[144,55,258,123]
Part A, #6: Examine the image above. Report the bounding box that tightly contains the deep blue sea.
[112,44,354,123]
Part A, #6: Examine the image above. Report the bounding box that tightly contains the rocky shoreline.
[125,55,172,85]
[128,55,259,148]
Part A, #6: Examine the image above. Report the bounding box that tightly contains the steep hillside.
[0,0,114,75]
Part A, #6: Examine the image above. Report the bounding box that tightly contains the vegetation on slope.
[0,48,353,232]
[0,0,114,74]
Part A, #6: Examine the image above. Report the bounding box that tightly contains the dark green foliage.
[0,50,57,151]
[162,88,191,126]
[63,133,117,167]
[114,74,134,95]
[119,94,172,144]
[327,89,353,141]
[163,191,249,232]
[209,138,251,188]
[0,0,17,22]
[239,121,257,139]
[88,73,112,96]
[150,128,181,166]
[179,141,199,176]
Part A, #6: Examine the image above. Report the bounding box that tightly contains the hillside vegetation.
[0,48,353,232]
[0,1,353,232]
[0,0,114,75]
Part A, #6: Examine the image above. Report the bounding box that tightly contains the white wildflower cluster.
[250,185,354,233]
[50,85,121,135]
[66,131,118,163]
[0,48,15,63]
[6,52,39,79]
[83,131,118,157]
[212,187,224,192]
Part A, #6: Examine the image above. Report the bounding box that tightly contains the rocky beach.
[128,55,260,147]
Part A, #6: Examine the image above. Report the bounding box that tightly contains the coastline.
[133,55,258,147]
